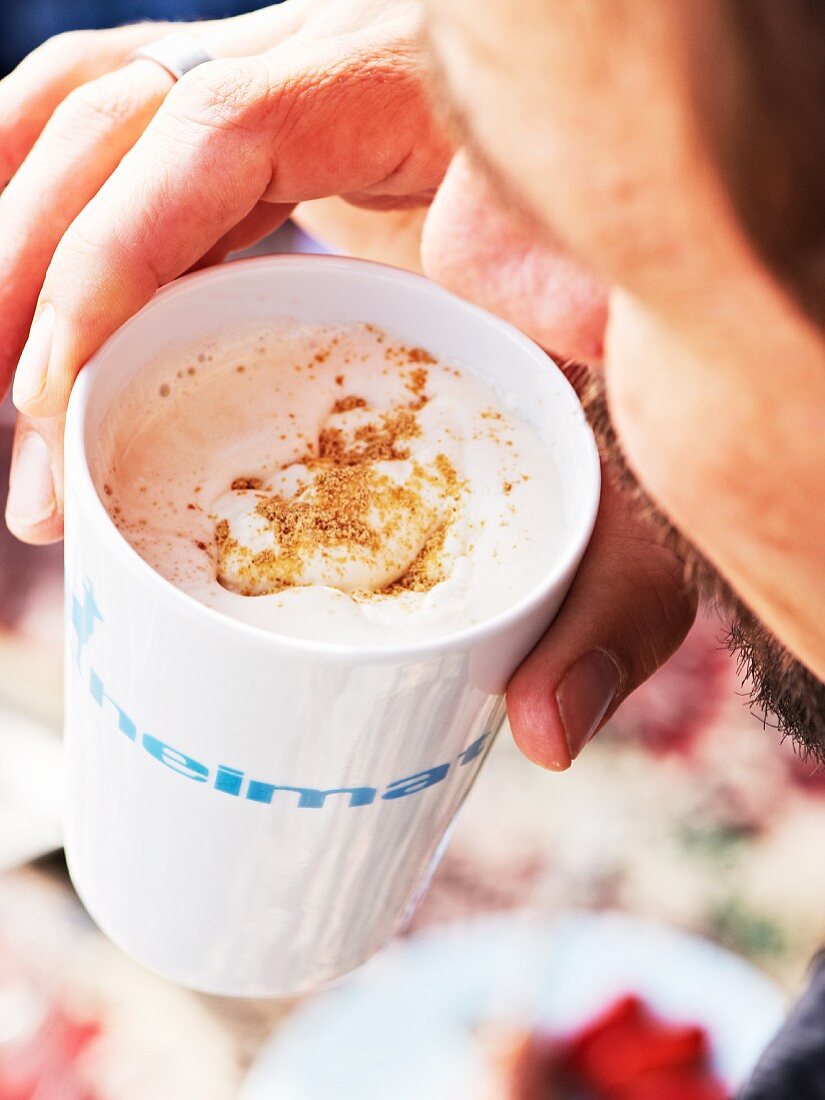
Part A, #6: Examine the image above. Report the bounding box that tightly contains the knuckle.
[62,218,101,258]
[51,220,103,276]
[54,206,157,300]
[165,58,271,135]
[53,72,140,131]
[644,553,697,626]
[52,204,124,279]
[626,557,696,681]
[30,29,99,65]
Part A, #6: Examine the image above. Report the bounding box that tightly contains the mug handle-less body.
[63,255,600,995]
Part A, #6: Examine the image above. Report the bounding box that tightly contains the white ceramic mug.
[63,255,600,996]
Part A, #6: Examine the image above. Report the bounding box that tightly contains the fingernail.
[13,305,55,410]
[6,433,56,527]
[556,650,621,760]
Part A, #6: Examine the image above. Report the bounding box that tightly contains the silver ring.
[131,31,214,82]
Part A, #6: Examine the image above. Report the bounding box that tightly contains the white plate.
[242,911,786,1100]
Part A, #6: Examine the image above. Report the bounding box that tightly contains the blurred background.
[0,1,270,75]
[1,4,824,1099]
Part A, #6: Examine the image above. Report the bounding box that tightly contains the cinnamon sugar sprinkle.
[383,523,449,595]
[217,360,466,597]
[318,407,421,465]
[330,394,367,414]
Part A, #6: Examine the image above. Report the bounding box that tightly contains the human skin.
[422,0,825,688]
[0,0,749,769]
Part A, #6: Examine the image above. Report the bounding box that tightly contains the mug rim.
[65,253,601,662]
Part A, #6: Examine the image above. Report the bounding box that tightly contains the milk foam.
[95,320,566,645]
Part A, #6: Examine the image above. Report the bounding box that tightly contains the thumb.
[507,472,697,770]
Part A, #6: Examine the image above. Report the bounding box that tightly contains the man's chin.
[573,360,825,760]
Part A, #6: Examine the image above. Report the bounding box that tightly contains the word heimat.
[86,666,491,808]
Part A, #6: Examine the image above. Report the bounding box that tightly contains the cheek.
[422,154,608,361]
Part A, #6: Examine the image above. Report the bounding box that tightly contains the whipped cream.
[215,456,459,596]
[95,320,565,645]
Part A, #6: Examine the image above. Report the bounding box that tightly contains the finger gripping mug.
[63,256,600,996]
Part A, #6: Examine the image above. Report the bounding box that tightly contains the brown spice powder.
[318,407,421,466]
[383,524,449,594]
[219,453,461,596]
[218,340,464,596]
[331,395,367,414]
[406,347,436,366]
[255,465,381,557]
